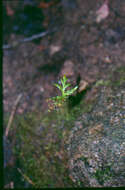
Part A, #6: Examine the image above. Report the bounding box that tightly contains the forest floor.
[3,0,125,188]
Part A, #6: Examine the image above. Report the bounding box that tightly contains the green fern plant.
[47,75,78,112]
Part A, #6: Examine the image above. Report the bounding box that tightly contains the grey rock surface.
[67,85,125,187]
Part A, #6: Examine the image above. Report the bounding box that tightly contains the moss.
[5,69,117,187]
[95,79,111,87]
[93,165,113,185]
[5,85,96,187]
[16,66,123,187]
[95,66,125,89]
[10,113,74,187]
[109,66,125,87]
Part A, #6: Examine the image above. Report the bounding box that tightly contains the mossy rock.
[66,67,125,187]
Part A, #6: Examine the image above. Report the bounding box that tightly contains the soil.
[3,0,125,116]
[3,0,125,188]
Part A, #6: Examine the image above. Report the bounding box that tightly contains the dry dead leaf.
[50,45,61,55]
[69,175,76,182]
[89,124,103,135]
[74,153,82,160]
[104,56,111,63]
[55,151,64,160]
[96,0,109,23]
[37,45,46,51]
[39,2,53,9]
[78,80,88,92]
[6,5,14,16]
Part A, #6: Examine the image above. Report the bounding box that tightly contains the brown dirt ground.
[3,0,125,117]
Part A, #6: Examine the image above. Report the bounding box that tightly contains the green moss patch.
[8,95,94,188]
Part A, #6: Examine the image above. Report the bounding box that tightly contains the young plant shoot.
[47,75,78,112]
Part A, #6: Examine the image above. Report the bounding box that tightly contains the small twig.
[5,94,22,138]
[3,28,57,50]
[3,31,49,49]
[17,168,35,186]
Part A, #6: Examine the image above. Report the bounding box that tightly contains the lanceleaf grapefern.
[47,75,78,112]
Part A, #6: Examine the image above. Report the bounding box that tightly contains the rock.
[60,60,75,77]
[66,84,125,187]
